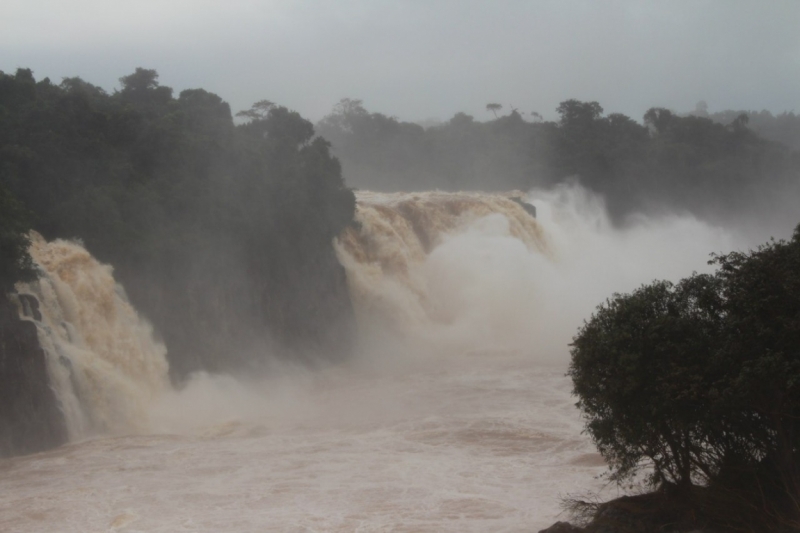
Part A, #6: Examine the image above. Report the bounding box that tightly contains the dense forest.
[2,67,799,378]
[696,102,800,151]
[317,99,800,224]
[0,67,356,379]
[1,68,800,525]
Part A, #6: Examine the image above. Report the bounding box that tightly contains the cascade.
[5,187,735,445]
[0,188,745,532]
[335,191,551,356]
[334,187,735,363]
[13,233,170,440]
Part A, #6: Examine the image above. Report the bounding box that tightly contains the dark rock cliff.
[120,238,356,380]
[0,292,66,457]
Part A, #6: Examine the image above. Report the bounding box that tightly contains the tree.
[553,99,614,195]
[694,100,709,117]
[711,226,800,515]
[643,107,675,136]
[119,68,159,92]
[117,67,172,106]
[557,99,603,128]
[570,225,800,528]
[0,67,357,378]
[235,99,275,121]
[569,274,725,488]
[730,113,750,131]
[486,103,502,118]
[0,185,37,292]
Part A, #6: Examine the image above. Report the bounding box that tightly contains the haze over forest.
[1,2,800,531]
[2,1,799,124]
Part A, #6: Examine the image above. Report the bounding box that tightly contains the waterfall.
[334,187,735,363]
[13,233,169,440]
[334,191,551,357]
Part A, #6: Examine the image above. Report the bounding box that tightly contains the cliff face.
[1,68,359,383]
[264,243,355,360]
[117,237,356,380]
[0,292,66,457]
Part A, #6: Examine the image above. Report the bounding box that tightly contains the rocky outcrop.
[538,490,720,533]
[0,292,66,457]
[538,521,584,533]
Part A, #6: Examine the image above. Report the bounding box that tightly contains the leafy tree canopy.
[0,185,37,292]
[0,67,356,376]
[486,103,503,118]
[570,225,800,528]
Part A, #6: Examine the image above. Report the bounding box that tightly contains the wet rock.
[511,196,537,218]
[579,491,712,533]
[538,521,584,533]
[17,293,42,321]
[0,292,67,456]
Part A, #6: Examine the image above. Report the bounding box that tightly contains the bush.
[569,224,800,528]
[0,185,36,292]
[710,225,800,523]
[569,274,725,488]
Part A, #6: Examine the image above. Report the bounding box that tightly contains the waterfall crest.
[335,191,549,356]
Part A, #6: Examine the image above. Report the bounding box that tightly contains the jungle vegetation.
[0,67,356,377]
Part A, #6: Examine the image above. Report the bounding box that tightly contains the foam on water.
[0,185,756,531]
[0,356,610,532]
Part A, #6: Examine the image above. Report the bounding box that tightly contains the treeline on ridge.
[2,67,799,378]
[317,99,800,223]
[0,67,356,378]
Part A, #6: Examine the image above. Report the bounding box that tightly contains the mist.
[3,1,798,123]
[2,1,799,529]
[154,183,746,426]
[17,181,738,437]
[95,184,758,531]
[2,170,789,530]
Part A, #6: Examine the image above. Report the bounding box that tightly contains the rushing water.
[0,186,743,532]
[0,357,607,532]
[14,233,169,440]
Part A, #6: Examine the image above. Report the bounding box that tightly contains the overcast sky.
[2,0,798,123]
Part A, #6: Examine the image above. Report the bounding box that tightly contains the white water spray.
[335,185,736,365]
[0,187,754,532]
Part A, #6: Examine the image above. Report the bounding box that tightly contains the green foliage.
[235,99,275,121]
[485,103,502,117]
[711,227,800,504]
[0,67,356,376]
[0,185,37,292]
[557,99,603,126]
[317,98,799,224]
[317,98,552,191]
[705,108,800,151]
[570,227,800,526]
[118,68,172,107]
[569,275,725,487]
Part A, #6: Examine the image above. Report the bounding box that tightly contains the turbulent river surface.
[0,187,744,532]
[0,357,603,532]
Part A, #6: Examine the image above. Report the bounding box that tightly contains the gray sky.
[2,0,798,123]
